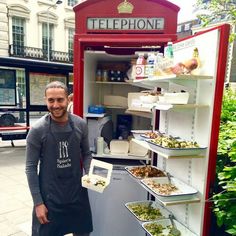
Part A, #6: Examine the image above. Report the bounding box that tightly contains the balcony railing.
[9,44,73,64]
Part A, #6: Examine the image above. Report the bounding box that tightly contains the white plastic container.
[81,159,113,193]
[96,136,104,155]
[110,140,129,155]
[140,94,158,104]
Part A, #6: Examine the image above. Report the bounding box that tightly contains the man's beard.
[50,108,67,119]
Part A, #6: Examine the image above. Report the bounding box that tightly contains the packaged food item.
[82,159,113,193]
[135,53,146,80]
[145,53,156,78]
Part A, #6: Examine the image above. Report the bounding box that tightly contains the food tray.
[146,139,207,156]
[131,130,153,139]
[125,165,166,179]
[141,177,198,198]
[140,131,164,139]
[142,219,197,236]
[125,201,170,222]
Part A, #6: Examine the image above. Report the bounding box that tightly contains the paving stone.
[0,198,26,214]
[0,220,21,235]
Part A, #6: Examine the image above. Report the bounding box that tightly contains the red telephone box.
[73,1,230,236]
[73,0,179,116]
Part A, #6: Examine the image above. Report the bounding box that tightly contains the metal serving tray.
[145,139,207,156]
[142,219,197,236]
[141,177,198,198]
[125,165,166,179]
[125,200,170,222]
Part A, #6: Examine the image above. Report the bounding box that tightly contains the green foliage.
[196,0,236,42]
[213,88,236,235]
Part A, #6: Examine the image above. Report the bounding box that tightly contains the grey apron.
[32,116,93,236]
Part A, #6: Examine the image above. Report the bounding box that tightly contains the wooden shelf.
[154,103,209,111]
[127,75,213,89]
[125,109,152,119]
[104,105,127,109]
[85,113,106,118]
[92,153,150,161]
[95,81,129,85]
[132,139,205,159]
[126,104,208,113]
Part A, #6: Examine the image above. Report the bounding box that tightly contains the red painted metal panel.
[202,24,230,236]
[73,0,179,35]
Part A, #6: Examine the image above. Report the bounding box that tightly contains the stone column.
[0,0,8,56]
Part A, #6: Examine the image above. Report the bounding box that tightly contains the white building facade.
[0,0,81,127]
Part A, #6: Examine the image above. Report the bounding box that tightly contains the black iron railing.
[9,44,73,64]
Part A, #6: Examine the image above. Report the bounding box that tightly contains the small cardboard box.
[110,140,130,155]
[103,95,128,108]
[82,159,113,193]
[159,92,189,104]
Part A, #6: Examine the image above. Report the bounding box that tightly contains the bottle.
[96,69,102,81]
[135,53,146,80]
[102,70,109,82]
[96,137,104,155]
[163,42,174,75]
[165,42,174,59]
[145,52,156,79]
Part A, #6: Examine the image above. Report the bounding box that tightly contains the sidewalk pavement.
[0,140,73,236]
[0,139,31,236]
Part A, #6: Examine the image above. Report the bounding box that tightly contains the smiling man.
[25,81,93,236]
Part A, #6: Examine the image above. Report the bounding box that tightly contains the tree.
[211,89,236,235]
[196,0,236,41]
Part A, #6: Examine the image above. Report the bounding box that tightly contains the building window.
[42,23,54,59]
[68,0,78,7]
[68,28,74,61]
[184,23,191,31]
[12,17,25,55]
[177,25,182,33]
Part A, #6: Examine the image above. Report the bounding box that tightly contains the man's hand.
[35,204,50,224]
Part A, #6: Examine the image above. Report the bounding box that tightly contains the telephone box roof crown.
[117,0,134,14]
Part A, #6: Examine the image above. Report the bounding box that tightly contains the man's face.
[45,88,69,122]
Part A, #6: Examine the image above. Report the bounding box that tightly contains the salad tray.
[125,201,170,222]
[146,139,207,156]
[125,165,166,179]
[142,219,197,236]
[141,177,198,199]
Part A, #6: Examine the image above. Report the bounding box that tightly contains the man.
[25,81,93,236]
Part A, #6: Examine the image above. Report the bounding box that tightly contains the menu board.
[0,69,16,106]
[29,72,66,105]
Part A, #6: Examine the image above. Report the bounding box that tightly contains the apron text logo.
[57,141,71,168]
[59,141,69,158]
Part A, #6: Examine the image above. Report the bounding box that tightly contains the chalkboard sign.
[0,69,16,106]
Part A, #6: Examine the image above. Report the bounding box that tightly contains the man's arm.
[25,129,50,224]
[25,129,43,206]
[80,120,92,174]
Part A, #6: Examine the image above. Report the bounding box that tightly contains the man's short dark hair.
[45,81,68,96]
